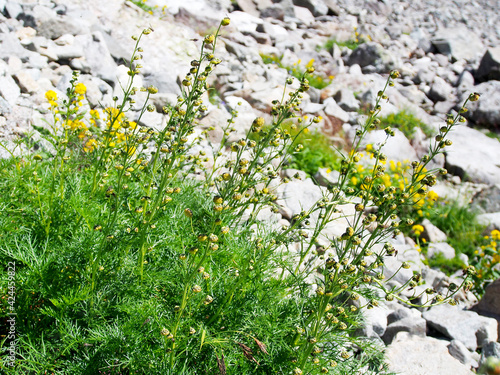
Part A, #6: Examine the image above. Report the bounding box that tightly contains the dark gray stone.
[448,339,473,366]
[347,42,383,68]
[423,304,498,351]
[292,0,328,16]
[382,316,427,345]
[464,81,500,129]
[476,47,500,82]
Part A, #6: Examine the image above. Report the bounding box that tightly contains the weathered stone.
[360,128,417,163]
[386,332,475,375]
[427,242,456,260]
[421,218,447,243]
[14,70,39,94]
[448,339,473,366]
[432,25,485,62]
[292,0,328,17]
[347,42,383,68]
[476,47,500,82]
[474,278,500,338]
[464,81,500,129]
[333,87,360,112]
[313,168,340,187]
[423,304,498,351]
[323,97,349,123]
[0,75,20,105]
[477,212,500,230]
[382,316,427,345]
[428,76,453,102]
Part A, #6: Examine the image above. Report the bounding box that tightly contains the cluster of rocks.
[1,0,499,373]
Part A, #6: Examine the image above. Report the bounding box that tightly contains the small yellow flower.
[412,224,424,236]
[491,229,500,241]
[75,83,87,95]
[45,90,58,106]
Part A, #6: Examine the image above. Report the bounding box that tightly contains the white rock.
[386,332,475,375]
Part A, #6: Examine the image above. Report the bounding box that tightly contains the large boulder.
[464,81,500,129]
[445,125,500,185]
[474,278,500,338]
[476,47,500,82]
[386,332,475,375]
[423,304,498,351]
[431,25,485,62]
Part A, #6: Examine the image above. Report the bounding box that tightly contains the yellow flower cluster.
[45,90,58,107]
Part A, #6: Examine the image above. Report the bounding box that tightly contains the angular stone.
[477,212,500,230]
[427,242,456,260]
[347,42,384,68]
[323,97,349,123]
[0,75,20,105]
[448,339,473,366]
[382,316,426,345]
[474,278,500,338]
[445,125,500,185]
[313,168,340,187]
[432,26,485,62]
[333,88,360,112]
[428,76,453,102]
[360,128,417,163]
[292,0,328,16]
[421,218,447,243]
[423,304,498,351]
[464,81,500,129]
[14,70,40,94]
[386,332,474,375]
[476,47,500,82]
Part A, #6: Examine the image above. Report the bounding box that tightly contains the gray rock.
[313,168,340,187]
[445,125,500,185]
[32,5,88,40]
[78,32,118,86]
[5,1,22,19]
[279,178,323,216]
[476,47,500,82]
[421,218,447,243]
[333,88,360,112]
[0,32,37,61]
[474,278,500,338]
[323,97,349,123]
[464,81,500,129]
[363,305,390,338]
[292,0,328,17]
[0,96,12,114]
[234,0,259,16]
[477,212,500,230]
[292,5,315,25]
[432,26,485,62]
[387,307,422,325]
[472,184,500,214]
[457,70,475,92]
[479,341,500,366]
[427,242,456,260]
[360,128,417,163]
[0,75,20,105]
[386,332,475,375]
[14,70,39,94]
[347,42,383,68]
[423,304,498,351]
[259,5,285,20]
[428,76,453,102]
[448,339,473,366]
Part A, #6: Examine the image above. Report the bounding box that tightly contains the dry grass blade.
[216,353,227,375]
[253,337,268,355]
[237,342,260,365]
